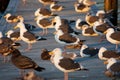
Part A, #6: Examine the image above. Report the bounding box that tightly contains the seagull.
[4,13,20,23]
[34,8,56,18]
[11,49,45,77]
[85,12,99,26]
[106,28,120,50]
[52,16,80,35]
[38,0,58,6]
[80,44,99,57]
[96,10,106,19]
[40,48,51,60]
[50,2,64,11]
[93,20,110,36]
[64,43,83,50]
[6,30,21,42]
[0,31,21,62]
[74,2,91,13]
[104,58,120,80]
[14,21,47,51]
[98,47,120,61]
[0,31,21,47]
[49,48,88,80]
[82,25,98,36]
[75,18,89,30]
[83,0,96,6]
[54,29,85,45]
[23,71,44,80]
[35,15,54,35]
[0,39,16,62]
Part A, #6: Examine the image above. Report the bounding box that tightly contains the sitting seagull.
[14,21,47,51]
[38,0,58,6]
[23,71,44,80]
[6,30,21,42]
[75,18,89,30]
[93,20,110,36]
[104,58,120,80]
[106,28,120,50]
[0,39,16,62]
[85,12,99,26]
[54,29,85,45]
[82,25,98,36]
[74,2,91,13]
[50,2,64,11]
[11,49,45,76]
[98,47,120,61]
[49,48,88,80]
[34,8,56,18]
[82,0,96,6]
[35,16,54,35]
[80,44,99,57]
[4,13,20,23]
[0,31,21,62]
[0,31,20,47]
[40,48,51,60]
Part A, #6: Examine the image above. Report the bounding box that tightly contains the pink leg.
[64,72,68,80]
[40,29,45,35]
[22,0,26,5]
[115,44,118,51]
[45,29,48,35]
[25,44,32,51]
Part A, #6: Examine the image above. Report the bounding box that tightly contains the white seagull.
[106,28,120,50]
[14,21,47,51]
[49,48,88,80]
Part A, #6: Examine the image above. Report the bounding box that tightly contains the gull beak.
[48,51,54,55]
[14,26,18,29]
[4,15,7,18]
[104,60,108,65]
[34,17,37,21]
[53,31,57,34]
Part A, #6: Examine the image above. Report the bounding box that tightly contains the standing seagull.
[35,16,54,35]
[34,8,55,18]
[104,58,120,80]
[49,48,88,80]
[14,21,47,51]
[50,2,64,11]
[106,28,120,50]
[11,49,45,77]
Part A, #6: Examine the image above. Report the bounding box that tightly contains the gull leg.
[64,72,68,80]
[25,43,32,51]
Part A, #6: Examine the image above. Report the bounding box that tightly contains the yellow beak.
[104,60,108,65]
[14,26,18,29]
[53,31,57,34]
[34,17,38,21]
[48,51,54,55]
[4,15,7,18]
